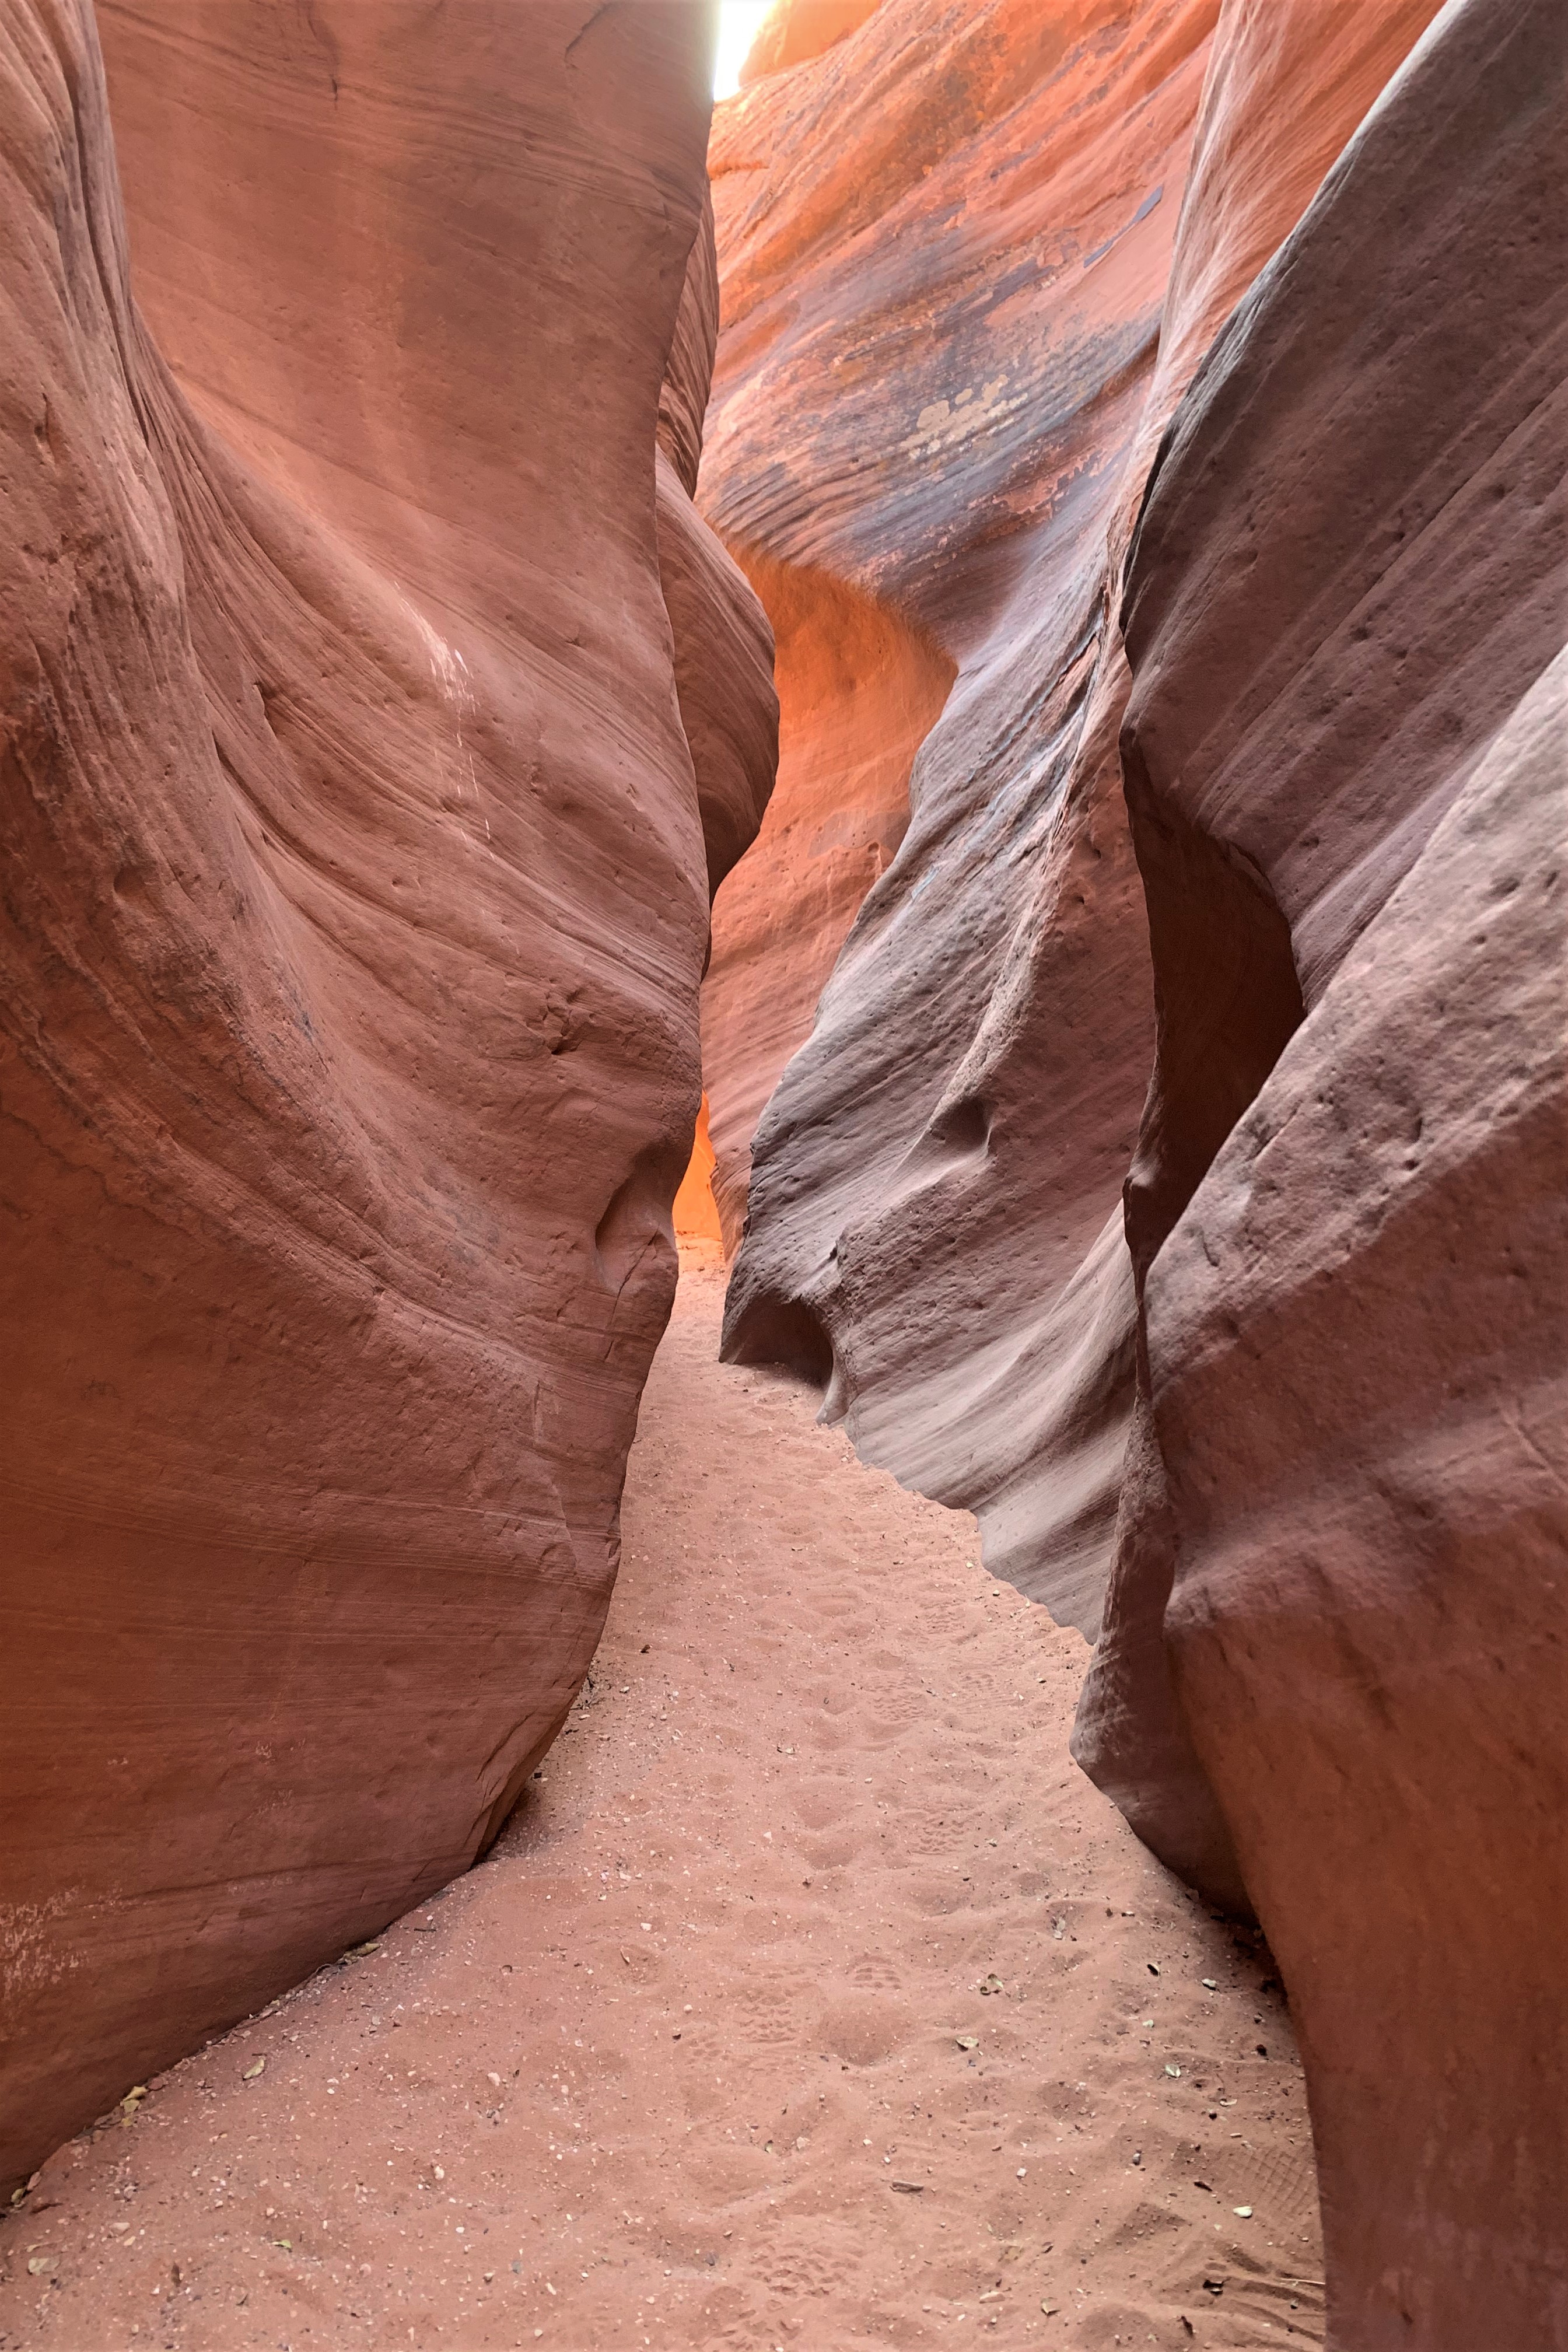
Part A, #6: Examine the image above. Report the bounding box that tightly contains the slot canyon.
[0,2,1562,2348]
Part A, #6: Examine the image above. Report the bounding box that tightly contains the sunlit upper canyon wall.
[0,0,774,2188]
[698,2,1566,2345]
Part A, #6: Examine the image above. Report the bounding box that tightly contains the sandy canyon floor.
[0,1270,1324,2352]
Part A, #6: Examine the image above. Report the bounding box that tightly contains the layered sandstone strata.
[0,0,772,2188]
[712,1,1564,2344]
[708,0,1447,1637]
[1075,4,1567,2336]
[706,0,1214,1631]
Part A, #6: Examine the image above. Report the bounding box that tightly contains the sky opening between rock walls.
[715,0,772,94]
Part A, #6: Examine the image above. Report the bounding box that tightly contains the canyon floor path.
[0,1271,1323,2351]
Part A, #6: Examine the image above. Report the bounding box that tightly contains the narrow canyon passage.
[0,1276,1321,2352]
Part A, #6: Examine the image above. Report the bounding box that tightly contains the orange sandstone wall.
[0,0,773,2189]
[709,0,1456,1637]
[739,0,886,84]
[704,554,952,1251]
[673,1095,725,1259]
[705,0,1224,1633]
[705,1,1565,2343]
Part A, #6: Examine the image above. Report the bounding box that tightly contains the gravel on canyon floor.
[0,1267,1322,2351]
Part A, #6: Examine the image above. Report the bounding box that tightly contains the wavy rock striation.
[1075,4,1567,2337]
[708,0,1446,1639]
[656,191,781,902]
[711,0,1564,2343]
[706,0,1216,1625]
[0,0,773,2188]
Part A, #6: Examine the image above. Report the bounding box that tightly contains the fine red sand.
[0,1272,1323,2351]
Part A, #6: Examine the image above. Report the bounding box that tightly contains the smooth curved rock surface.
[708,0,1217,1626]
[1076,0,1567,1901]
[1070,2,1566,2339]
[656,193,780,900]
[1147,656,1566,2352]
[0,0,771,2191]
[712,0,1443,1638]
[704,553,953,1252]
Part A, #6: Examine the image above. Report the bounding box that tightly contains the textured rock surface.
[1077,0,1566,1901]
[0,0,772,2190]
[706,0,1216,1629]
[656,193,780,900]
[1142,658,1566,2351]
[702,554,952,1252]
[709,1,1563,2339]
[1074,4,1567,2339]
[710,0,1444,1637]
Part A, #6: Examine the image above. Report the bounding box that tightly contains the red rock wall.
[708,0,1447,1638]
[738,0,885,84]
[656,191,782,901]
[704,0,1219,1633]
[703,551,953,1252]
[0,0,773,2189]
[707,0,1563,2339]
[1074,5,1567,2337]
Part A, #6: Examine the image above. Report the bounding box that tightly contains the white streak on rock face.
[1,1894,88,1997]
[906,379,1014,459]
[406,601,489,842]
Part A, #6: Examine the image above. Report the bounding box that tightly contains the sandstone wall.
[1076,4,1567,2334]
[706,1,1564,2342]
[706,0,1216,1628]
[707,0,1447,1639]
[0,0,772,2188]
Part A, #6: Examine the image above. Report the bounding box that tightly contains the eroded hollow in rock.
[720,1286,835,1390]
